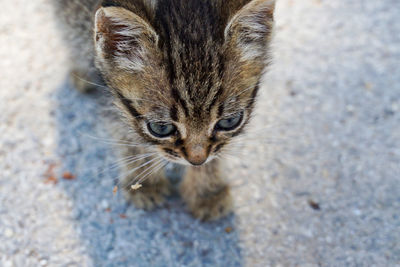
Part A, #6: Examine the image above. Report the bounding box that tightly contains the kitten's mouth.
[161,147,216,166]
[163,156,204,166]
[161,152,213,167]
[186,158,207,166]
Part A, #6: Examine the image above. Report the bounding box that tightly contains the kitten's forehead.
[162,38,225,112]
[154,0,226,101]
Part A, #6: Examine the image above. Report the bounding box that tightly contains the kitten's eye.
[216,112,243,131]
[147,122,176,138]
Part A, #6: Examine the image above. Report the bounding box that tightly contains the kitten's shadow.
[54,81,242,266]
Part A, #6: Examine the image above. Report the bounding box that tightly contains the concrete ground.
[0,0,399,266]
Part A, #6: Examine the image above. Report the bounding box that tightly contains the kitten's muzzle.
[185,144,208,166]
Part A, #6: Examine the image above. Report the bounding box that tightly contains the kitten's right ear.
[94,7,159,72]
[224,0,275,61]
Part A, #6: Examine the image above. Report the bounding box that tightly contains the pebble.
[4,228,14,238]
[100,199,109,209]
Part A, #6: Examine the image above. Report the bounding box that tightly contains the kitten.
[53,0,275,221]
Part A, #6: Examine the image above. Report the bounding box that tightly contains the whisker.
[217,153,238,162]
[125,156,161,177]
[225,84,255,100]
[123,158,164,189]
[71,73,109,89]
[105,153,157,173]
[74,151,156,184]
[137,160,167,185]
[77,131,148,147]
[117,156,161,188]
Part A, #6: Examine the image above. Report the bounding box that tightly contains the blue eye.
[216,112,243,131]
[147,122,176,137]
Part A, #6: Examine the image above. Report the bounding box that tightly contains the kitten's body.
[53,0,274,220]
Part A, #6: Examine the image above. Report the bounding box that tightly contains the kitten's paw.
[69,68,102,93]
[188,186,233,221]
[124,180,170,210]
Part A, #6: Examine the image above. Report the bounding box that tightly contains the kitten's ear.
[94,7,159,72]
[224,0,275,60]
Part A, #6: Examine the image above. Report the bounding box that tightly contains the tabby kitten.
[54,0,275,220]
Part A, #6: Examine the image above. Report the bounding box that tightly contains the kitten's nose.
[186,144,208,166]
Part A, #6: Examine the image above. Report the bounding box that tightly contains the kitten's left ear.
[224,0,275,60]
[94,6,159,72]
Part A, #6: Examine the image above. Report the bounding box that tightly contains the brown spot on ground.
[44,176,58,184]
[225,226,233,233]
[62,172,75,180]
[44,162,58,184]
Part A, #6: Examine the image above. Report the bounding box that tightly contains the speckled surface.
[0,0,399,266]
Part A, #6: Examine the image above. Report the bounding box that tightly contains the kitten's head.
[94,0,275,166]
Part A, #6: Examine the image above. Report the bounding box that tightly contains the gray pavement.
[0,0,399,266]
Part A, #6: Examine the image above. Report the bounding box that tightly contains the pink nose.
[186,145,208,165]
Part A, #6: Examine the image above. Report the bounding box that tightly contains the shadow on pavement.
[53,80,242,266]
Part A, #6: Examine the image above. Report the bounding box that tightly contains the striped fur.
[53,0,275,220]
[93,0,275,163]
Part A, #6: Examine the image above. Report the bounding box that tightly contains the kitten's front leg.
[120,148,170,210]
[180,159,232,221]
